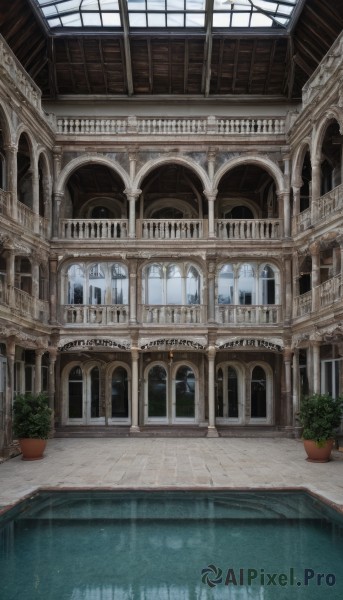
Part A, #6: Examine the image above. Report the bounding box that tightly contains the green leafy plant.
[298,393,343,447]
[12,392,52,439]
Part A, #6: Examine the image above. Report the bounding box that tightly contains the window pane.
[68,265,84,304]
[112,264,128,304]
[175,366,195,418]
[228,367,238,418]
[167,265,182,304]
[251,366,266,418]
[186,267,200,304]
[238,264,254,305]
[148,366,167,417]
[90,367,100,418]
[147,265,163,304]
[216,367,223,417]
[147,13,166,26]
[69,367,83,419]
[218,264,234,304]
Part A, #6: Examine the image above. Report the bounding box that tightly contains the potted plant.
[298,393,342,462]
[12,392,52,460]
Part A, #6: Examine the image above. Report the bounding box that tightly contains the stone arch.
[133,155,210,192]
[0,101,13,146]
[312,109,343,162]
[15,127,36,160]
[291,139,312,187]
[213,154,285,195]
[55,154,130,195]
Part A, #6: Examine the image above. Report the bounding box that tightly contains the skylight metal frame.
[32,0,302,31]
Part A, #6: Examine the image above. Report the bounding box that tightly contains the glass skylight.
[34,0,300,29]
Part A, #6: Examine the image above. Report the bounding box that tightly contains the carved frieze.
[216,338,284,352]
[140,338,206,351]
[58,338,131,351]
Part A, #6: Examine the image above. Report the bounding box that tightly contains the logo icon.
[201,564,223,588]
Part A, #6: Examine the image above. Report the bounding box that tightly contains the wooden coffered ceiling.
[0,0,342,101]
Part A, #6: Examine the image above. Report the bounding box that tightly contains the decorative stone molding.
[0,328,48,348]
[58,338,131,351]
[216,338,284,352]
[140,338,206,351]
[302,31,343,107]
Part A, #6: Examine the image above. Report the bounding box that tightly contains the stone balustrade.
[318,183,343,220]
[143,305,204,324]
[36,298,50,323]
[63,304,129,325]
[56,116,286,137]
[60,219,128,240]
[216,304,282,324]
[0,189,10,216]
[138,219,204,240]
[17,201,35,232]
[294,291,312,317]
[216,219,282,240]
[318,275,342,308]
[13,288,49,323]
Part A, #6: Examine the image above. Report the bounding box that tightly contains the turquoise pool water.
[0,490,342,600]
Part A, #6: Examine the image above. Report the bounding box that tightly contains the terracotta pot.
[19,438,47,461]
[303,439,334,463]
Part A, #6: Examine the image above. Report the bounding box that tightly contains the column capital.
[124,188,141,201]
[207,346,216,360]
[203,189,218,202]
[131,348,139,361]
[309,241,320,256]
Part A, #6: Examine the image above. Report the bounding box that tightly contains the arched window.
[16,257,32,295]
[90,367,100,418]
[67,265,84,304]
[148,365,167,418]
[111,366,129,418]
[111,264,128,304]
[218,264,234,304]
[89,264,106,304]
[251,366,266,418]
[238,264,255,305]
[260,265,275,304]
[216,365,239,419]
[186,266,200,304]
[175,365,195,418]
[69,366,83,419]
[167,264,182,304]
[147,264,163,304]
[91,206,111,219]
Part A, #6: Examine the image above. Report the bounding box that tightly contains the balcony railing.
[318,275,342,308]
[63,305,129,325]
[60,219,129,239]
[216,219,282,240]
[138,219,204,239]
[56,116,286,137]
[0,189,10,215]
[216,304,282,324]
[143,305,204,324]
[318,183,343,220]
[13,289,49,323]
[293,291,312,318]
[17,202,35,231]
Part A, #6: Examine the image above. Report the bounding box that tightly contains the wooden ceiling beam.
[147,39,153,95]
[98,40,108,94]
[306,4,342,36]
[232,39,240,94]
[47,37,58,98]
[216,38,224,94]
[65,41,77,92]
[248,39,257,93]
[184,39,189,95]
[265,39,276,95]
[118,0,134,95]
[201,0,214,97]
[80,39,91,93]
[293,53,313,77]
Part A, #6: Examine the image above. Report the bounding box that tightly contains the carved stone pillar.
[207,261,216,324]
[130,348,140,432]
[49,256,58,324]
[125,189,141,239]
[32,172,40,234]
[207,149,216,182]
[207,346,218,437]
[128,150,137,182]
[4,145,17,220]
[34,349,44,394]
[204,190,217,239]
[292,348,300,427]
[129,261,137,325]
[284,256,292,323]
[6,249,15,307]
[52,192,64,238]
[280,191,291,238]
[306,345,313,394]
[310,241,320,312]
[311,160,321,224]
[283,347,293,427]
[4,337,15,448]
[48,348,57,417]
[312,341,321,394]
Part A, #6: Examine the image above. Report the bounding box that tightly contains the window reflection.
[148,365,167,417]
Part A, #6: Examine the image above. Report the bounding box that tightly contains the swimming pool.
[0,490,342,599]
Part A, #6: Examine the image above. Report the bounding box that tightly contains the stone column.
[34,349,44,394]
[207,261,216,323]
[310,242,320,312]
[280,191,291,238]
[207,148,216,182]
[310,160,321,224]
[32,171,40,234]
[284,256,292,323]
[130,349,140,433]
[125,189,141,239]
[312,341,321,394]
[4,145,17,220]
[4,337,15,448]
[283,348,293,428]
[6,249,15,307]
[48,349,57,431]
[207,346,218,437]
[307,345,313,394]
[292,348,300,427]
[204,190,217,239]
[52,192,64,238]
[129,260,137,325]
[49,256,58,324]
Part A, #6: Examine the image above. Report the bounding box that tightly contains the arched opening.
[67,265,84,304]
[298,256,312,295]
[216,365,239,419]
[15,257,32,295]
[17,133,32,209]
[218,264,234,304]
[251,366,266,418]
[90,366,100,418]
[175,365,195,419]
[147,365,167,419]
[260,265,275,304]
[38,154,49,218]
[320,121,342,195]
[111,366,129,419]
[300,150,311,213]
[238,263,255,305]
[68,366,83,419]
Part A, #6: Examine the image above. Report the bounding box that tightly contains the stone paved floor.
[0,437,343,508]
